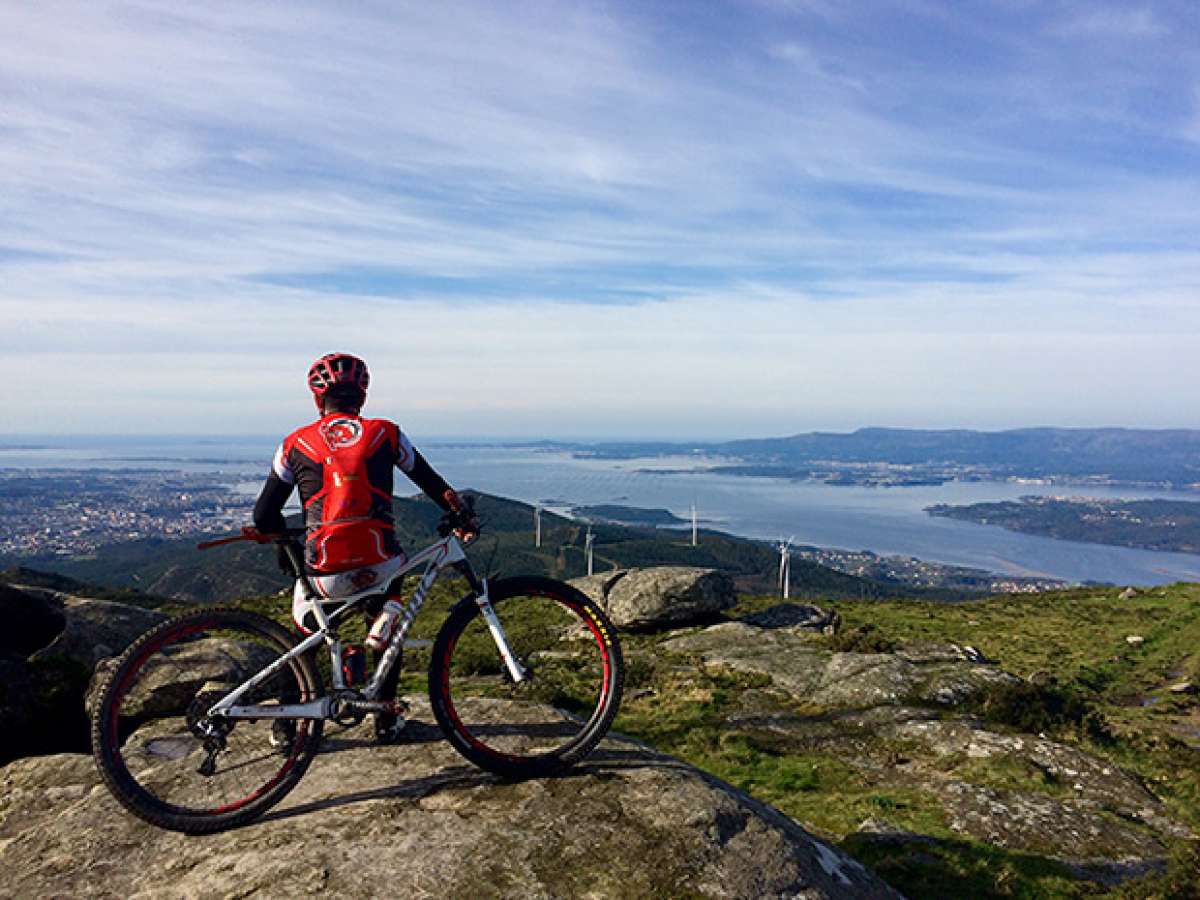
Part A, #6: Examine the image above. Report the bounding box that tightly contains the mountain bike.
[90,508,624,834]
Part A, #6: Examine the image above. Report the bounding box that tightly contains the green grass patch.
[967,679,1114,744]
[934,752,1069,798]
[844,832,1095,900]
[815,585,1200,691]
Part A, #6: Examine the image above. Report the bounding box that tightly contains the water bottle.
[366,598,405,651]
[342,644,366,686]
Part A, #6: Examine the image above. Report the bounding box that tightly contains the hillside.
[2,566,1197,897]
[0,566,167,608]
[17,491,942,604]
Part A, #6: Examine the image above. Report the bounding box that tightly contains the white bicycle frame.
[207,533,528,722]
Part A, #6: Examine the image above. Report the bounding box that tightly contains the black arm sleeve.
[405,449,453,510]
[253,472,294,533]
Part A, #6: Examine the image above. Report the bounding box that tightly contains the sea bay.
[3,436,1200,586]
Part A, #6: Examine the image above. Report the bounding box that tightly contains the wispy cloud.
[1049,6,1167,39]
[1,0,1198,436]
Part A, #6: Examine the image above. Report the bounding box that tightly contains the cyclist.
[253,352,478,743]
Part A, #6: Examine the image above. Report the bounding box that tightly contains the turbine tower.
[585,524,595,576]
[534,505,543,548]
[777,536,794,599]
[690,502,698,547]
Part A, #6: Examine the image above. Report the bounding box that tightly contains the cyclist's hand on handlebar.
[454,518,481,543]
[443,489,481,543]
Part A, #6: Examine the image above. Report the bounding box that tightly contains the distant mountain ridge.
[557,427,1200,486]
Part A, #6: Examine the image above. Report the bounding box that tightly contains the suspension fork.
[456,560,528,684]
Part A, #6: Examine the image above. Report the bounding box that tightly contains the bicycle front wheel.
[429,576,624,778]
[91,608,324,834]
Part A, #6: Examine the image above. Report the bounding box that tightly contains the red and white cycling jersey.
[267,414,419,573]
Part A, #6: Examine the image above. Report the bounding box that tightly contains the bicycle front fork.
[474,583,529,683]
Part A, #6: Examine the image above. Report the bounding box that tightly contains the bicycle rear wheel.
[90,608,324,834]
[429,576,623,778]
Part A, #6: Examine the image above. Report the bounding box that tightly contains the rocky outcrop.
[660,614,1195,883]
[743,603,841,634]
[0,700,901,900]
[0,583,166,760]
[663,621,1016,708]
[570,566,736,630]
[1,583,165,669]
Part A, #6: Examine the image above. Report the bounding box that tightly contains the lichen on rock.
[0,699,900,900]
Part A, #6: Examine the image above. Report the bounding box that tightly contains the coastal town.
[0,469,254,559]
[791,545,1062,594]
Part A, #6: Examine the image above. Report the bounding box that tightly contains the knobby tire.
[428,576,624,779]
[90,608,324,834]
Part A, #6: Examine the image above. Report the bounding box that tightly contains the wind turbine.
[585,524,595,576]
[777,536,794,599]
[690,502,698,547]
[534,505,543,548]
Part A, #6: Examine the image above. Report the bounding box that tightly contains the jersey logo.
[321,417,363,450]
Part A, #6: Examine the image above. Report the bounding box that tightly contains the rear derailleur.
[186,690,234,777]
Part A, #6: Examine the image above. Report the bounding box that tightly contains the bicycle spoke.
[430,577,623,777]
[92,609,324,833]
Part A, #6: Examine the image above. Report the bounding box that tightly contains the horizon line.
[4,423,1200,446]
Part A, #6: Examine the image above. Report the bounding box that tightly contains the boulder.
[0,583,166,761]
[571,566,736,630]
[883,718,1190,830]
[85,637,280,719]
[28,588,168,669]
[569,569,628,604]
[0,700,901,899]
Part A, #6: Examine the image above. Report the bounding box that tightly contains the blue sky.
[2,0,1198,439]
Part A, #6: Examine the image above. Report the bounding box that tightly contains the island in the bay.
[571,504,686,526]
[927,495,1200,554]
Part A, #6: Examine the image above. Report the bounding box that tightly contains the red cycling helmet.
[308,353,370,410]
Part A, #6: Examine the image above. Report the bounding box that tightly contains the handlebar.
[198,507,480,551]
[196,526,304,551]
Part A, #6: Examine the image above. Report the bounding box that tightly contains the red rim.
[104,617,311,817]
[437,594,614,764]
